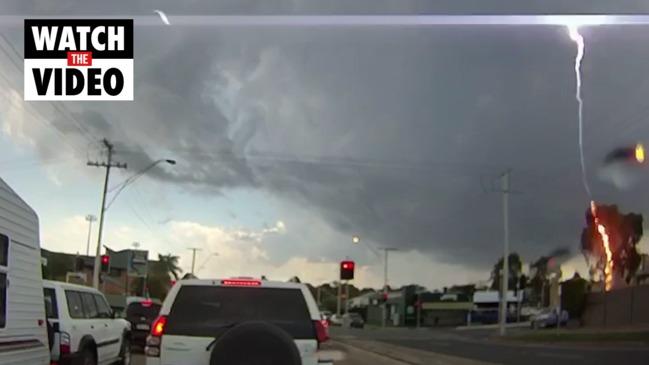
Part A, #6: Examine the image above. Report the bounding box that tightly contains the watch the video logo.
[24,19,133,100]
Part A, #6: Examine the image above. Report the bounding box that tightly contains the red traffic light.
[101,255,110,265]
[340,260,355,280]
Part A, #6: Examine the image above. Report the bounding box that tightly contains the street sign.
[128,250,148,277]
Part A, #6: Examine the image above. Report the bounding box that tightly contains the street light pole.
[499,170,510,336]
[382,247,398,327]
[105,159,176,211]
[84,215,97,256]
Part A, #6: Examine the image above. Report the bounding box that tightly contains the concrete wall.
[582,285,649,327]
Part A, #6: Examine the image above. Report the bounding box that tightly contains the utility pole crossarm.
[87,161,128,169]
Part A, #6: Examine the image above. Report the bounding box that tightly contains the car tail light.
[221,279,261,287]
[146,315,167,357]
[141,299,153,307]
[59,332,71,355]
[150,315,167,337]
[314,319,329,344]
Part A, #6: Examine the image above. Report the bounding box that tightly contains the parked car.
[0,177,50,365]
[145,277,330,365]
[342,313,365,328]
[125,297,162,348]
[328,314,343,326]
[43,280,131,365]
[530,308,569,329]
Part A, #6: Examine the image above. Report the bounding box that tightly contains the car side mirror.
[110,311,116,319]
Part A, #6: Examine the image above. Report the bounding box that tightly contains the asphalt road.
[330,326,649,365]
[131,341,403,365]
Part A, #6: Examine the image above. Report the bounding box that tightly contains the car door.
[94,294,121,362]
[79,292,109,363]
[64,290,93,354]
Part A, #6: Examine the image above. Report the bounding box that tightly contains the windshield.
[4,2,649,364]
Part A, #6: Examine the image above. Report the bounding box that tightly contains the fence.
[582,285,649,326]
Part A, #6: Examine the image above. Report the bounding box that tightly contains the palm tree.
[156,254,182,280]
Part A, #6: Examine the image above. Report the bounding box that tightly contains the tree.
[528,248,569,306]
[155,254,182,280]
[140,254,183,300]
[490,253,523,291]
[581,203,643,286]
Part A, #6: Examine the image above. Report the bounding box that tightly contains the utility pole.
[88,139,126,289]
[345,281,350,314]
[84,214,96,256]
[499,170,510,336]
[382,248,398,327]
[336,281,342,316]
[189,248,201,274]
[317,286,321,306]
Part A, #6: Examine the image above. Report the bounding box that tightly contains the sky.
[2,1,649,290]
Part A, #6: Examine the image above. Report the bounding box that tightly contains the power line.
[0,35,98,147]
[0,87,85,155]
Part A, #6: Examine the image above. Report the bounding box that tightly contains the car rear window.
[165,286,315,339]
[126,302,161,321]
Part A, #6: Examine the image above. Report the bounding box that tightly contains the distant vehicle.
[145,277,330,365]
[0,177,50,365]
[328,314,343,326]
[530,308,569,329]
[43,280,131,365]
[342,313,365,328]
[125,297,162,348]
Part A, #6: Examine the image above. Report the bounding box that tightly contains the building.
[364,285,430,327]
[41,247,152,310]
[472,290,522,324]
[419,293,473,327]
[348,291,375,309]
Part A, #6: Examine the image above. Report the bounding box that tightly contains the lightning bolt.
[567,25,590,198]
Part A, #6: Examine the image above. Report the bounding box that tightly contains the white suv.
[43,280,131,365]
[145,278,331,365]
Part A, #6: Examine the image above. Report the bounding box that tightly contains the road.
[330,326,649,365]
[129,326,649,365]
[131,341,404,365]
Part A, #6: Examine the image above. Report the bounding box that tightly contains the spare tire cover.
[209,321,302,365]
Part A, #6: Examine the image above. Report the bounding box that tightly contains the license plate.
[136,324,150,330]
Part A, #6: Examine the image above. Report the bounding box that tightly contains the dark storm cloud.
[3,1,649,270]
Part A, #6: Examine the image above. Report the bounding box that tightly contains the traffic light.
[100,255,110,272]
[340,260,355,280]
